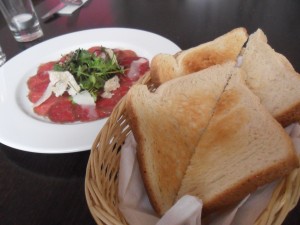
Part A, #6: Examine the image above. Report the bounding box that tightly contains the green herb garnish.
[53,47,124,100]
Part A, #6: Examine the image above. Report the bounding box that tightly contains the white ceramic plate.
[0,28,181,153]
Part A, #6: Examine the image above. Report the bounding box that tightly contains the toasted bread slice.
[177,70,299,215]
[241,29,300,127]
[126,62,236,215]
[150,27,248,85]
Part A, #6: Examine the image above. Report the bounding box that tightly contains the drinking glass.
[0,0,43,42]
[0,44,6,66]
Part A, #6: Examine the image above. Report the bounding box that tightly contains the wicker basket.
[85,72,300,225]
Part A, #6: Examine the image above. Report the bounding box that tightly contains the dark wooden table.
[0,0,299,224]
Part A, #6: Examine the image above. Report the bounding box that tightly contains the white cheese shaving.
[105,48,119,65]
[101,91,113,99]
[99,48,115,61]
[127,58,147,79]
[72,90,95,106]
[105,48,114,59]
[49,71,81,96]
[34,71,81,107]
[101,76,120,99]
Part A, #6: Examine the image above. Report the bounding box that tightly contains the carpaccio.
[27,46,149,123]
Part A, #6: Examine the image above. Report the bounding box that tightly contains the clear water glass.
[0,45,6,66]
[0,0,43,42]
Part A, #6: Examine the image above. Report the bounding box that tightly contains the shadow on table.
[1,142,91,178]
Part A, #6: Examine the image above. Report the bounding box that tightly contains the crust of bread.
[241,29,300,127]
[150,27,248,85]
[126,62,236,215]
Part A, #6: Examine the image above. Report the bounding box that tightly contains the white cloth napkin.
[118,123,300,225]
[58,0,89,15]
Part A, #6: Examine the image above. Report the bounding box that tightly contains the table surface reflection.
[0,0,299,224]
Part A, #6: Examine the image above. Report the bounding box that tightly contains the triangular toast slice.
[177,69,299,215]
[241,29,300,127]
[150,27,248,85]
[126,62,236,215]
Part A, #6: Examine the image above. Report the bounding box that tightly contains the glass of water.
[0,45,6,66]
[0,0,43,42]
